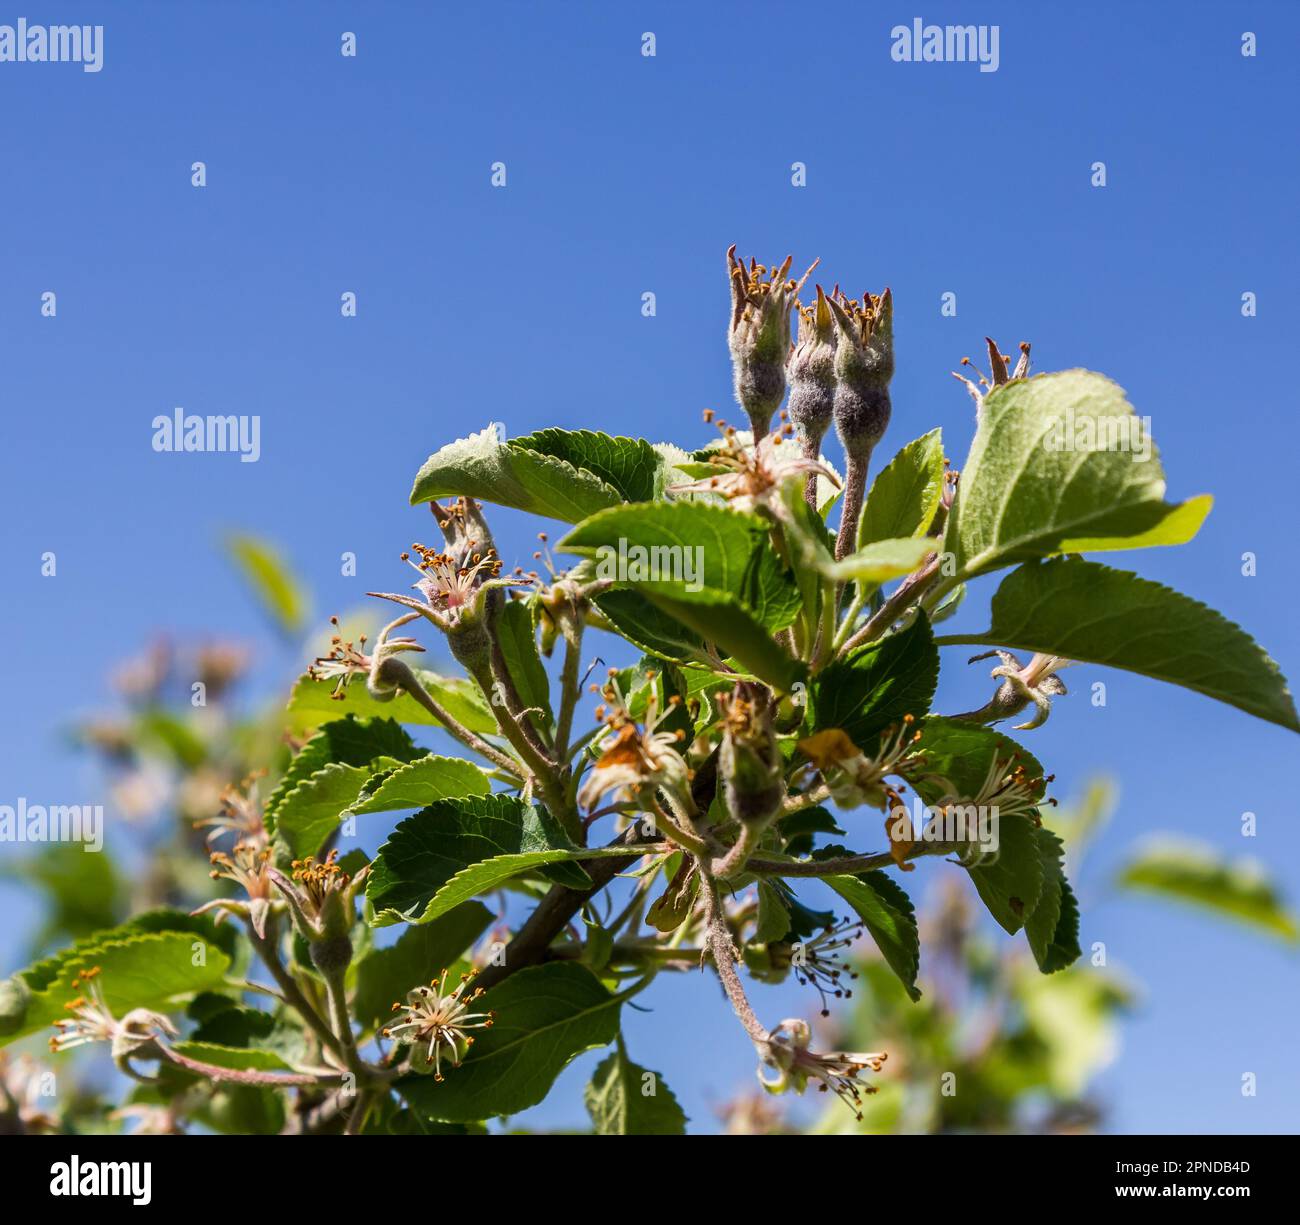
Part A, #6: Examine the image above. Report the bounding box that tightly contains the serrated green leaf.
[943,370,1209,579]
[824,871,921,1001]
[353,902,494,1029]
[224,533,308,635]
[1025,826,1081,972]
[511,429,674,503]
[410,424,624,522]
[585,1044,688,1135]
[941,557,1300,733]
[366,795,632,926]
[811,614,938,747]
[1,931,232,1046]
[860,429,947,545]
[398,963,622,1121]
[1118,841,1300,942]
[348,755,491,815]
[964,811,1044,936]
[274,764,375,858]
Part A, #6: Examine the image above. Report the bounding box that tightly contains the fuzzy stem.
[702,878,768,1045]
[834,451,871,562]
[800,433,824,511]
[554,618,583,759]
[377,657,523,778]
[247,915,345,1064]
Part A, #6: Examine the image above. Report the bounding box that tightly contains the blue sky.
[1,0,1296,1134]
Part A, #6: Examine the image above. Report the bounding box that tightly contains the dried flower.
[48,967,177,1064]
[953,338,1031,418]
[758,1017,886,1121]
[578,673,692,815]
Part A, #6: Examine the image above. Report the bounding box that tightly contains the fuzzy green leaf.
[410,424,625,522]
[942,557,1300,733]
[859,428,947,545]
[511,429,677,503]
[943,370,1209,579]
[824,871,921,1001]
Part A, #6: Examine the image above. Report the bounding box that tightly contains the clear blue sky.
[1,0,1296,1134]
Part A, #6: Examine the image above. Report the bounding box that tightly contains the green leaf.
[494,599,555,737]
[593,589,708,663]
[224,533,308,635]
[562,502,804,689]
[826,536,935,584]
[561,500,767,597]
[860,428,946,545]
[811,613,938,747]
[754,880,792,944]
[1025,827,1082,972]
[585,1044,688,1135]
[410,424,625,522]
[268,716,422,854]
[511,429,676,503]
[964,811,1044,936]
[941,557,1300,733]
[348,755,492,816]
[823,871,921,1001]
[274,764,377,857]
[366,795,632,926]
[1,930,232,1046]
[285,667,497,737]
[644,589,805,691]
[352,902,494,1029]
[398,963,622,1121]
[1117,841,1300,942]
[943,370,1209,579]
